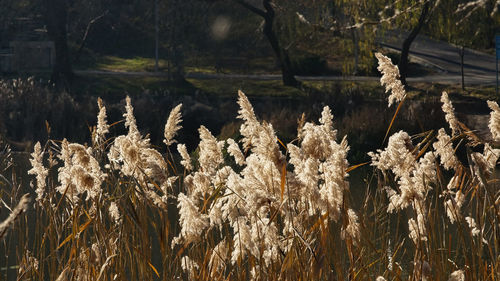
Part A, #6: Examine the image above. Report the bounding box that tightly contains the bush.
[0,77,89,146]
[291,54,334,76]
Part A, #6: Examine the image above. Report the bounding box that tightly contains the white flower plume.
[433,128,460,171]
[448,270,465,281]
[173,193,209,246]
[164,104,183,146]
[487,100,500,142]
[124,96,139,138]
[198,126,224,174]
[57,141,106,203]
[177,143,192,171]
[237,90,259,151]
[441,92,460,136]
[28,142,48,205]
[95,98,109,144]
[375,52,406,107]
[227,138,245,166]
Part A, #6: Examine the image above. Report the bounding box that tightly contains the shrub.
[291,54,334,75]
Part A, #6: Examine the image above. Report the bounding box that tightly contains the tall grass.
[0,54,499,280]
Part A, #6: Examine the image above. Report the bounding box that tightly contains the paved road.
[378,30,497,85]
[75,31,498,86]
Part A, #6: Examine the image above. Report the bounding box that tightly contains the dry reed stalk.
[0,193,30,240]
[7,70,500,280]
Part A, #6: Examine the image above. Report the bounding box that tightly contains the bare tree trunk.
[262,2,298,87]
[167,0,186,82]
[235,0,298,87]
[351,25,359,75]
[399,2,430,86]
[43,0,73,90]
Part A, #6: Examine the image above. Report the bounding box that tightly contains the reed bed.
[1,53,499,280]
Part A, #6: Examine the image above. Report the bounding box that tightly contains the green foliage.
[291,54,332,75]
[426,0,500,49]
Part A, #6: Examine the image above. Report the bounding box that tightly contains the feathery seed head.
[164,104,183,146]
[173,193,209,246]
[433,128,460,171]
[487,100,500,142]
[448,270,465,281]
[445,190,464,224]
[57,141,105,202]
[369,131,415,178]
[441,92,460,136]
[226,138,246,166]
[198,126,224,174]
[95,97,109,144]
[341,208,361,245]
[177,143,192,171]
[28,142,48,205]
[465,216,480,236]
[375,52,406,107]
[408,214,427,244]
[108,201,121,225]
[124,96,139,137]
[237,90,259,151]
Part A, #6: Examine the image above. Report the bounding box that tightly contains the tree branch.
[74,10,109,63]
[262,0,274,17]
[233,0,266,18]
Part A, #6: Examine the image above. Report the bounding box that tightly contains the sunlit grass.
[77,55,169,72]
[94,56,169,72]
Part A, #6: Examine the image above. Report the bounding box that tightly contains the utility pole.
[155,0,159,72]
[459,45,465,91]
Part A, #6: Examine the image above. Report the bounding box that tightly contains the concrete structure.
[0,17,54,73]
[7,41,55,71]
[0,51,13,72]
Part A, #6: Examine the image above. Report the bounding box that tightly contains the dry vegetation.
[0,54,499,280]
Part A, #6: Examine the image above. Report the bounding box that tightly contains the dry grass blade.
[346,162,370,173]
[57,233,75,251]
[277,138,287,151]
[54,266,70,281]
[305,213,329,237]
[148,261,160,278]
[280,163,286,201]
[0,193,30,240]
[458,121,482,146]
[382,96,406,145]
[57,218,93,250]
[268,199,286,226]
[96,254,117,281]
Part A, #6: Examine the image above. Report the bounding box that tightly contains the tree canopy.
[1,0,499,89]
